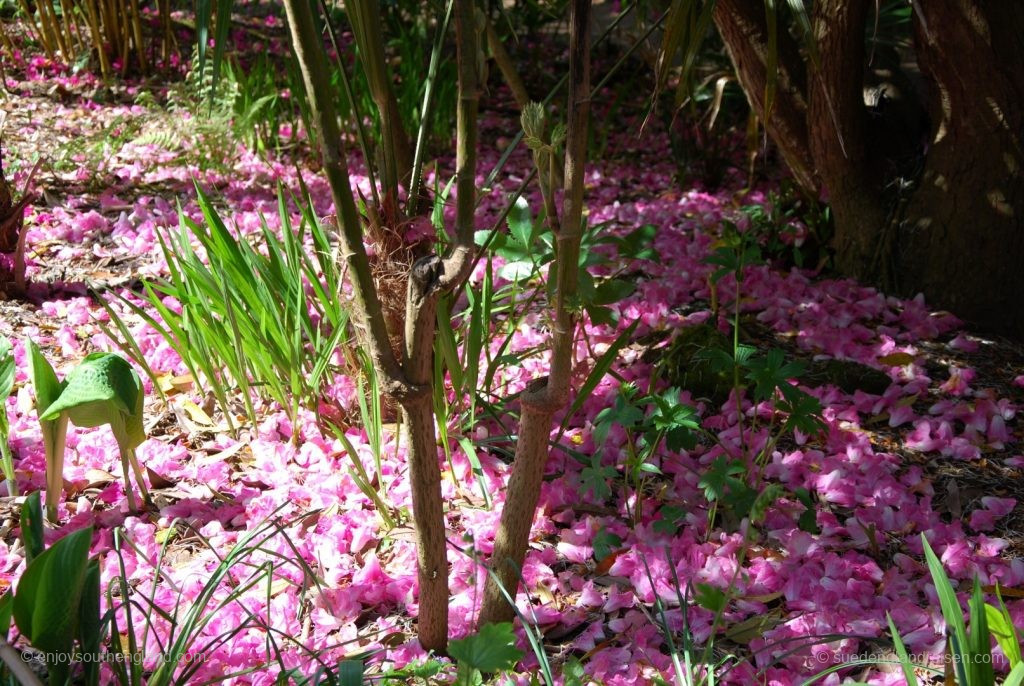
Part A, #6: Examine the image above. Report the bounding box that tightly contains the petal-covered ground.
[1,46,1023,686]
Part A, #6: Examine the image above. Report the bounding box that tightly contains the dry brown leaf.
[877,352,917,366]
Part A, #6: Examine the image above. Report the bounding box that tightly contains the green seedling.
[29,345,150,520]
[28,341,69,522]
[0,336,17,496]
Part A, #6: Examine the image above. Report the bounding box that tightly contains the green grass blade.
[885,612,919,686]
[560,319,639,432]
[920,534,969,668]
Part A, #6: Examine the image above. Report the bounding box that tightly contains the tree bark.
[401,256,449,653]
[893,1,1024,336]
[712,0,1024,338]
[806,0,888,280]
[712,0,814,190]
[394,0,481,652]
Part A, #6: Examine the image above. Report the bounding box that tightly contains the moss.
[659,323,735,403]
[802,359,892,395]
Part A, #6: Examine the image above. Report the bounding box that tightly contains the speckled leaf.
[40,353,145,448]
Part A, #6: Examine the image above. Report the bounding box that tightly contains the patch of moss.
[659,323,735,403]
[802,359,892,395]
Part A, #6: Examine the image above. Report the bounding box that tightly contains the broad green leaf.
[0,336,13,400]
[448,622,524,673]
[0,590,11,640]
[337,660,365,686]
[474,228,495,249]
[609,224,659,261]
[20,491,44,564]
[580,453,617,501]
[0,336,16,495]
[744,348,806,402]
[1005,663,1024,686]
[586,304,616,327]
[727,480,760,521]
[27,346,70,522]
[497,260,538,282]
[968,577,994,684]
[653,505,688,535]
[795,487,821,534]
[78,559,102,686]
[986,587,1022,667]
[13,526,93,654]
[779,390,826,436]
[27,341,63,411]
[562,657,586,686]
[592,528,622,562]
[699,457,746,502]
[694,583,726,613]
[592,278,635,306]
[506,196,534,248]
[921,534,970,680]
[750,484,783,524]
[457,436,491,509]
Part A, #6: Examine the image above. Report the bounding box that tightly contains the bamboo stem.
[0,21,17,55]
[101,0,117,63]
[68,3,89,56]
[82,0,111,79]
[15,0,51,58]
[117,0,129,75]
[37,0,68,59]
[128,0,146,72]
[347,0,412,198]
[57,0,79,57]
[161,0,172,65]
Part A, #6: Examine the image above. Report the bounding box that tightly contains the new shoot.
[0,336,17,496]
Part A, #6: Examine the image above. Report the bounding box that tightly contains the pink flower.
[969,497,1017,531]
[940,365,976,396]
[948,334,979,352]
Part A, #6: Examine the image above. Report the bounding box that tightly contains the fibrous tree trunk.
[712,0,814,189]
[712,0,1023,337]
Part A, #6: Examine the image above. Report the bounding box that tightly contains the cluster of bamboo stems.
[0,0,176,77]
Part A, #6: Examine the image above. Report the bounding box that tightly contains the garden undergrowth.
[0,26,1022,686]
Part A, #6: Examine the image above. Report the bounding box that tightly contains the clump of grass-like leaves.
[102,182,349,435]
